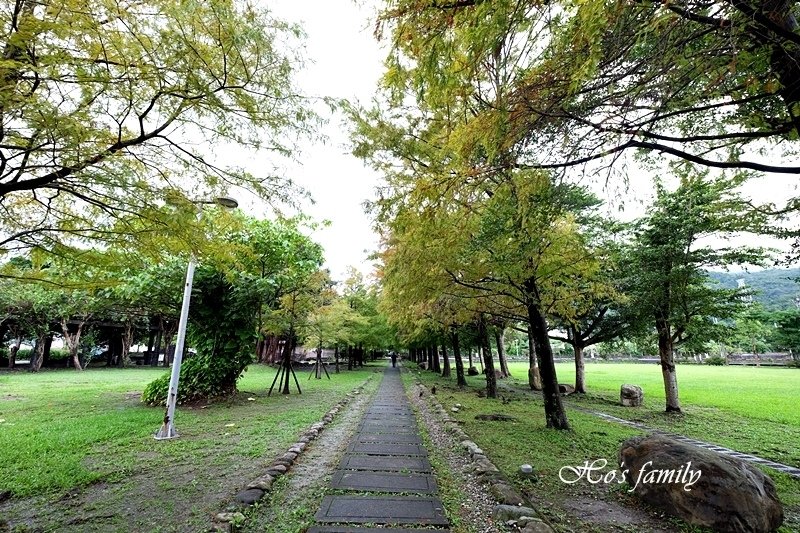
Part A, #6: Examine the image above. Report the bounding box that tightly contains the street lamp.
[155,196,239,440]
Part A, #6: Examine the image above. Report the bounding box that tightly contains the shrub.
[705,355,726,366]
[142,267,256,405]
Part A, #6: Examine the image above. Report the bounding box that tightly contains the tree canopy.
[0,0,317,253]
[374,0,800,176]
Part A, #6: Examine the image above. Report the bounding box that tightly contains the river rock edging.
[416,382,554,533]
[211,378,372,532]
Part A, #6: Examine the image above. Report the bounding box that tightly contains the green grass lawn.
[507,361,799,425]
[0,364,376,532]
[410,361,800,532]
[503,361,800,470]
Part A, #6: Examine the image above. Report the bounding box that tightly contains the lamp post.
[155,196,238,440]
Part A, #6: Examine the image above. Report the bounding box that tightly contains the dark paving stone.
[363,417,416,423]
[355,433,423,444]
[358,424,419,435]
[339,454,432,472]
[348,442,427,456]
[315,496,448,525]
[359,427,418,435]
[308,526,450,532]
[331,471,437,493]
[360,420,417,427]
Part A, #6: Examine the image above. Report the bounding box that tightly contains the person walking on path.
[391,351,397,367]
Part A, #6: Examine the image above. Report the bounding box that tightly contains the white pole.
[155,256,197,440]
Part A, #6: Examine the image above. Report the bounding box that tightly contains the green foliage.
[142,216,325,403]
[374,0,800,178]
[142,267,258,404]
[626,170,770,351]
[705,355,726,366]
[0,0,317,254]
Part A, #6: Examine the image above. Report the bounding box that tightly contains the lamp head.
[214,196,239,209]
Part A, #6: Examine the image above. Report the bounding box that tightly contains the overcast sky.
[255,0,386,282]
[251,1,798,280]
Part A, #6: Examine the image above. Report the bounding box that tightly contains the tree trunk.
[574,343,586,394]
[61,319,86,371]
[145,327,156,366]
[494,327,510,378]
[432,341,440,373]
[451,330,466,387]
[162,320,178,367]
[281,334,295,394]
[152,324,163,366]
[42,335,52,367]
[315,344,323,379]
[120,321,134,368]
[527,324,542,391]
[657,317,681,412]
[267,335,280,364]
[29,333,46,372]
[527,301,570,430]
[9,335,21,369]
[347,345,354,370]
[441,342,451,378]
[479,316,497,398]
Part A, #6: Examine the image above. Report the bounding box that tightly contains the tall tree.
[374,0,800,177]
[0,0,317,253]
[627,169,769,412]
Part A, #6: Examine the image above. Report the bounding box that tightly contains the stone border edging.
[411,379,555,533]
[211,377,374,532]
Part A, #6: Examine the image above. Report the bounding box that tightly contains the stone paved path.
[308,367,451,532]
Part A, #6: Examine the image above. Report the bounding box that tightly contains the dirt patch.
[0,452,261,532]
[560,496,670,529]
[0,394,23,401]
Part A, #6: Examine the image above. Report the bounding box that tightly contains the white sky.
[243,0,799,281]
[258,0,386,282]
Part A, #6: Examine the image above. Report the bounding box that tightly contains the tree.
[729,306,774,363]
[142,264,260,404]
[305,297,367,376]
[141,216,325,403]
[0,0,317,253]
[548,235,635,393]
[374,0,800,178]
[626,169,769,412]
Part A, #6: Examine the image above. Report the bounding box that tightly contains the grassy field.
[0,364,376,532]
[411,361,800,532]
[507,361,799,425]
[503,361,800,470]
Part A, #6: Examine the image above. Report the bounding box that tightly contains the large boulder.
[467,366,480,376]
[620,384,643,407]
[619,434,783,532]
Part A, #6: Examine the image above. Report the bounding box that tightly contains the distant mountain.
[707,268,800,311]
